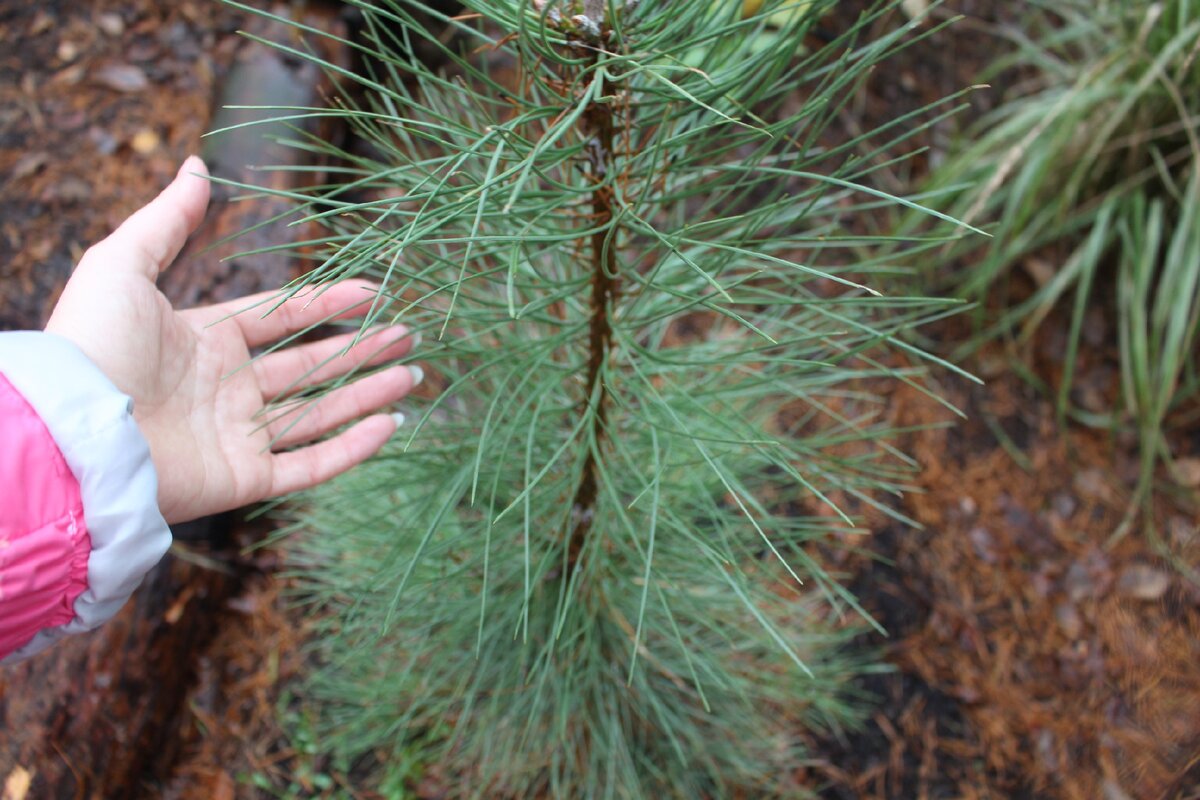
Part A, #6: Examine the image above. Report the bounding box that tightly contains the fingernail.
[390,411,406,428]
[408,365,425,387]
[410,330,423,349]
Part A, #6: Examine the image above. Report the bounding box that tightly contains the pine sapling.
[219,0,968,796]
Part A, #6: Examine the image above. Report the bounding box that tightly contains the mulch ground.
[1,2,1198,799]
[807,356,1200,800]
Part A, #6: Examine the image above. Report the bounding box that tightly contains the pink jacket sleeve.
[0,372,91,656]
[0,332,171,663]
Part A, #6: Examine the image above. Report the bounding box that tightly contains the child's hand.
[45,157,417,524]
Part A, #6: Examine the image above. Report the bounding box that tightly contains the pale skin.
[45,156,419,524]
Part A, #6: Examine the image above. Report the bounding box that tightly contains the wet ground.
[1,2,1198,798]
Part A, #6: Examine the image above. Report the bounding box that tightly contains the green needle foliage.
[907,0,1200,523]
[223,0,968,796]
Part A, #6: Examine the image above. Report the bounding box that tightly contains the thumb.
[85,156,211,280]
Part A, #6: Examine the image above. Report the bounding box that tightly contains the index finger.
[208,280,388,347]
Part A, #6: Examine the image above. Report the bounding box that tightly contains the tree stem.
[566,65,618,574]
[582,0,608,24]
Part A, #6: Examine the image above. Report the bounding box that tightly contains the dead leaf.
[1023,256,1057,288]
[3,766,33,800]
[51,64,86,86]
[1054,602,1083,639]
[164,586,195,624]
[1170,516,1197,546]
[28,12,54,37]
[87,126,119,156]
[44,176,91,204]
[56,40,79,63]
[10,152,48,182]
[1072,468,1108,499]
[1172,457,1200,488]
[130,128,160,154]
[1117,564,1170,601]
[94,63,149,93]
[968,526,999,564]
[96,13,125,37]
[1064,562,1096,602]
[1102,779,1135,800]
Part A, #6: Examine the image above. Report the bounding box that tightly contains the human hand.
[45,157,417,524]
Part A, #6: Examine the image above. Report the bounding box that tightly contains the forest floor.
[1,1,1198,799]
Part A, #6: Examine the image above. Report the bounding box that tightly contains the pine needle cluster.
[222,1,966,796]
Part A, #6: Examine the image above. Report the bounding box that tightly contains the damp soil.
[1,2,1198,799]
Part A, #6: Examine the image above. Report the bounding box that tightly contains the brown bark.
[566,54,622,574]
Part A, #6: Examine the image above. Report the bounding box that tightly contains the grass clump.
[223,0,967,796]
[912,0,1200,529]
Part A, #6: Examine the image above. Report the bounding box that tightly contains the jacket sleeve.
[0,332,171,663]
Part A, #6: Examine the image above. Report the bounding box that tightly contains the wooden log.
[0,7,350,799]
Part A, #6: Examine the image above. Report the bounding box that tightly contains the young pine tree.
[224,0,968,796]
